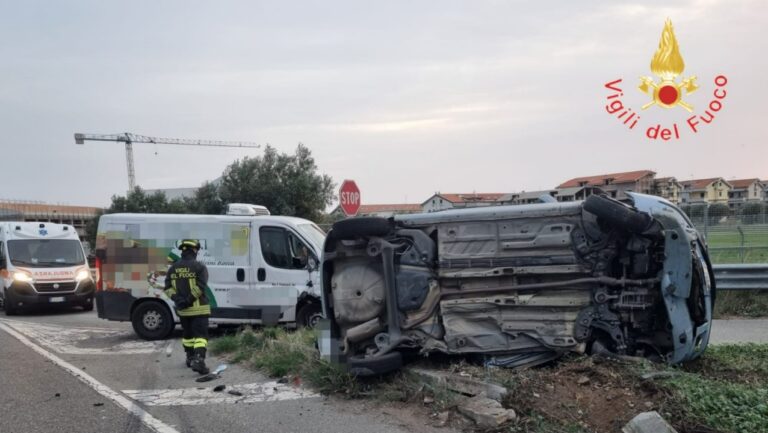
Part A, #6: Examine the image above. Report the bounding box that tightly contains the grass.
[210,327,768,433]
[714,290,768,318]
[209,327,359,394]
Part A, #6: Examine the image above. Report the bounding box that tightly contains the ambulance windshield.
[7,239,85,268]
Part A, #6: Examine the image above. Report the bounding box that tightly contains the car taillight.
[95,256,103,291]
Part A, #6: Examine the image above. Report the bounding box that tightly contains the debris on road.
[213,385,226,392]
[228,390,243,396]
[195,374,219,383]
[457,395,516,428]
[93,402,104,407]
[622,411,678,433]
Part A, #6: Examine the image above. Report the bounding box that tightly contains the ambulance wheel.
[132,301,174,340]
[3,291,18,316]
[297,303,323,328]
[82,298,94,312]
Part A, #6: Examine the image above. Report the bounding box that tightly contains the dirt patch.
[495,357,665,433]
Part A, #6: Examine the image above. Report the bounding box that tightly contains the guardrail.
[712,264,768,291]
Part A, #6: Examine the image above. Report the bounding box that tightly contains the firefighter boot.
[190,348,210,375]
[185,347,194,368]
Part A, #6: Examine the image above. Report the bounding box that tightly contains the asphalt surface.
[1,305,764,433]
[0,308,447,433]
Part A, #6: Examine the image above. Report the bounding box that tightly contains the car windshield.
[296,223,326,252]
[7,239,85,268]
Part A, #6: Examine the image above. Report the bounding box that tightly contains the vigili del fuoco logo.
[604,19,728,140]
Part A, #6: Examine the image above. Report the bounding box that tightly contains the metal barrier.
[712,264,768,291]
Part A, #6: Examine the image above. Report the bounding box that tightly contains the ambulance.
[0,221,94,315]
[94,204,325,340]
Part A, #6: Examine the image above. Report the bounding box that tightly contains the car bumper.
[5,281,95,308]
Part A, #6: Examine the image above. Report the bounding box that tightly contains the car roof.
[101,213,314,226]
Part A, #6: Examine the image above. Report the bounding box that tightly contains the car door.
[249,224,315,325]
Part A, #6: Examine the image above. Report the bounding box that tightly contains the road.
[1,309,764,433]
[0,309,448,433]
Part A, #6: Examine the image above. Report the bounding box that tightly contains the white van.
[95,207,325,340]
[0,221,95,315]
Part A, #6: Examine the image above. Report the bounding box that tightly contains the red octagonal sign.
[339,179,361,217]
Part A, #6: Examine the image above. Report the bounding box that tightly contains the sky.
[0,0,766,208]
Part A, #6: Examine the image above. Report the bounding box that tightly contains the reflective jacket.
[164,255,210,317]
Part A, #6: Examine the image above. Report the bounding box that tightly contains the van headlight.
[13,272,33,283]
[76,269,92,282]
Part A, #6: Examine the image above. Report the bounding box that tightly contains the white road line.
[0,319,167,355]
[123,381,319,406]
[0,322,180,433]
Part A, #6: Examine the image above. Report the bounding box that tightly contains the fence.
[683,202,768,264]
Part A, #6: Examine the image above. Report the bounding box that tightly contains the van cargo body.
[0,222,94,315]
[95,213,325,339]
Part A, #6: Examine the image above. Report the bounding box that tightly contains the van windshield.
[297,223,326,251]
[7,239,85,268]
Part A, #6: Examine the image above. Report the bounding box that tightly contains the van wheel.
[296,303,323,328]
[131,301,174,340]
[332,217,392,240]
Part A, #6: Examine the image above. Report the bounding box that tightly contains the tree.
[108,187,175,214]
[218,144,335,221]
[707,203,731,226]
[741,202,766,225]
[184,181,224,215]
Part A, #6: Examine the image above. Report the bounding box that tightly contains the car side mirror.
[307,255,318,271]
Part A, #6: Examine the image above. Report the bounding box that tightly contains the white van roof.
[100,213,315,227]
[0,221,81,240]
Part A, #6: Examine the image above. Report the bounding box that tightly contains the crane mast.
[74,132,260,191]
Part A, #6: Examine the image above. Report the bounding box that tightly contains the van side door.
[251,225,316,325]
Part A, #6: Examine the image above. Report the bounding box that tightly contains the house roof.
[728,178,761,189]
[557,170,655,188]
[422,193,505,205]
[680,178,732,191]
[0,202,102,217]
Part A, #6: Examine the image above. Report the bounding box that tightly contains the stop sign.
[339,180,361,216]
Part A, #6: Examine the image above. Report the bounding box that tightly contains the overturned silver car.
[319,193,714,375]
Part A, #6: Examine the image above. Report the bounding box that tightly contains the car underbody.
[320,193,714,375]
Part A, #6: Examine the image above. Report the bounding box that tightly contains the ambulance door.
[250,224,315,325]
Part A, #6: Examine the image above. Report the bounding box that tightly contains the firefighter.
[164,240,211,374]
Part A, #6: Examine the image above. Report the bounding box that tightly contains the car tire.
[296,302,323,328]
[332,217,392,240]
[346,351,403,376]
[584,195,653,233]
[131,301,174,340]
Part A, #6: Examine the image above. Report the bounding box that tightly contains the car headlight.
[76,269,92,282]
[13,272,33,283]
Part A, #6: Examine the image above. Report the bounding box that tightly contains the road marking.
[0,319,166,355]
[0,322,180,433]
[123,381,319,406]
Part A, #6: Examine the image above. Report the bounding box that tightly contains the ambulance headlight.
[13,272,33,283]
[76,269,92,282]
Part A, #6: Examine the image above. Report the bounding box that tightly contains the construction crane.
[74,132,260,191]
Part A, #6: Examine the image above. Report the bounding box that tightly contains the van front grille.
[35,282,77,293]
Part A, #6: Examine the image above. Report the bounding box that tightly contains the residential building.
[330,203,422,218]
[0,201,102,240]
[680,178,732,204]
[654,177,684,204]
[557,170,656,201]
[727,178,765,208]
[421,193,505,213]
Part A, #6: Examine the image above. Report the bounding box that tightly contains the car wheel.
[584,194,653,233]
[332,217,392,240]
[346,351,403,376]
[131,301,174,340]
[296,303,323,328]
